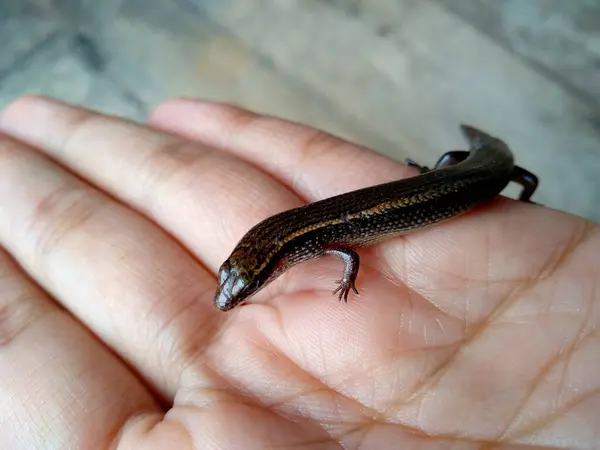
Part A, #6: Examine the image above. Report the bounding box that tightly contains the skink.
[214,125,538,311]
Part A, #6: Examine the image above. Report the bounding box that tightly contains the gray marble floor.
[2,0,600,221]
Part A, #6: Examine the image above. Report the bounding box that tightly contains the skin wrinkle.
[498,223,599,428]
[299,306,331,400]
[216,111,308,193]
[55,108,217,228]
[77,335,168,417]
[230,104,415,189]
[292,129,358,201]
[219,107,266,155]
[102,134,260,284]
[0,254,49,347]
[173,379,332,448]
[490,233,597,441]
[216,325,378,430]
[376,236,409,291]
[535,220,596,283]
[397,215,504,322]
[497,326,588,441]
[539,326,600,415]
[132,139,242,218]
[43,107,242,263]
[368,356,378,432]
[248,324,353,416]
[56,108,171,172]
[492,310,592,325]
[295,128,350,172]
[178,312,234,387]
[435,317,447,340]
[189,116,312,242]
[134,413,195,450]
[189,104,414,205]
[349,341,462,414]
[28,183,109,261]
[53,108,101,158]
[56,112,168,179]
[176,361,251,407]
[415,283,466,321]
[91,397,149,450]
[231,298,596,443]
[195,106,373,208]
[0,295,26,348]
[465,228,552,328]
[137,260,210,330]
[200,349,342,447]
[134,139,205,212]
[399,266,535,409]
[554,328,596,404]
[511,385,600,445]
[386,343,463,411]
[0,291,57,348]
[232,308,494,445]
[382,243,415,398]
[153,286,220,391]
[134,142,258,251]
[477,213,492,332]
[383,282,468,408]
[140,270,224,400]
[140,138,201,170]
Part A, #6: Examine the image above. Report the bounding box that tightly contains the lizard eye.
[247,278,260,291]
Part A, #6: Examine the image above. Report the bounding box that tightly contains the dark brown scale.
[213,125,539,311]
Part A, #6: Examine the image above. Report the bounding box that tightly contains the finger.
[0,133,217,399]
[148,101,578,330]
[149,100,444,306]
[149,98,418,201]
[0,98,416,323]
[0,248,162,448]
[0,96,529,323]
[0,95,301,271]
[147,102,526,296]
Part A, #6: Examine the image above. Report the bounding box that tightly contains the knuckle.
[0,253,53,348]
[27,184,108,257]
[223,108,263,146]
[297,129,346,166]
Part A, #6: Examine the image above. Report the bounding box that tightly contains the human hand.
[0,96,598,449]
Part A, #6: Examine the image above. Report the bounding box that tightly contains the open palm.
[0,96,598,449]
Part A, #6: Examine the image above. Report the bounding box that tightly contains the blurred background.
[1,0,599,221]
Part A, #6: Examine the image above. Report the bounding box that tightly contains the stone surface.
[1,0,599,221]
